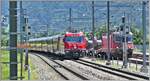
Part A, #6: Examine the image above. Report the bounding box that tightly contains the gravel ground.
[29,53,65,80]
[81,58,150,77]
[39,55,83,80]
[63,60,128,80]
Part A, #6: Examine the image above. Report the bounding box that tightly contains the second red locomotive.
[96,26,134,59]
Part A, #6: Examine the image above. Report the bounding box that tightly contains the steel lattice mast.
[9,1,18,80]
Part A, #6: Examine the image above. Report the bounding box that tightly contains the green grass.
[1,50,9,79]
[0,50,38,80]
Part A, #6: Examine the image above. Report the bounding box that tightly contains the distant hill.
[1,1,149,34]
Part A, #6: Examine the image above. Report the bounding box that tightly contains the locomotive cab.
[63,32,87,59]
[99,30,134,60]
[126,32,134,58]
[112,31,134,59]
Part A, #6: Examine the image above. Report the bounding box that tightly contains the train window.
[63,38,65,42]
[116,36,122,42]
[114,34,122,42]
[120,25,123,31]
[127,35,133,43]
[64,36,84,43]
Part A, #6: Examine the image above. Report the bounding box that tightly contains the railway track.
[34,53,127,80]
[34,54,89,80]
[73,59,149,80]
[30,51,149,80]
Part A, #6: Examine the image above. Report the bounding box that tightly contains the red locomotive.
[63,32,87,59]
[96,27,134,59]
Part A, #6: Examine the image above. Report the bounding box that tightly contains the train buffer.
[55,51,65,55]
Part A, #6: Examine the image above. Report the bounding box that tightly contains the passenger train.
[27,25,134,60]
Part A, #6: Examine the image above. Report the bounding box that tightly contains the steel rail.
[34,54,69,80]
[34,54,89,80]
[77,59,149,80]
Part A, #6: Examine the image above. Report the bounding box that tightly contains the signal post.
[122,15,128,69]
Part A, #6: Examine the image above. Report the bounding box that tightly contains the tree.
[1,27,9,46]
[95,25,107,39]
[130,26,148,45]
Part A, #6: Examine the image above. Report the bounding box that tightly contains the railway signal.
[122,14,128,69]
[23,17,31,35]
[23,16,31,70]
[22,14,31,79]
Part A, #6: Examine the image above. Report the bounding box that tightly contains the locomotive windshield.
[127,35,133,43]
[64,36,84,42]
[114,34,133,43]
[114,34,122,42]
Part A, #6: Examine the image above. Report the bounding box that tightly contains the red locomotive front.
[97,31,134,59]
[63,32,87,59]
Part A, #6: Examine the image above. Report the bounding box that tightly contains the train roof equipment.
[28,34,62,42]
[65,32,84,36]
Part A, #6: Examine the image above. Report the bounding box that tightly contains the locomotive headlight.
[65,51,69,53]
[94,50,97,54]
[116,47,119,48]
[74,46,77,49]
[128,46,131,48]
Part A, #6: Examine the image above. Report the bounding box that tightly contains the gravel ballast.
[63,60,128,80]
[29,53,65,80]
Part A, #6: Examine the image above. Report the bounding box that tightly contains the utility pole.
[19,1,23,79]
[69,8,72,32]
[0,0,2,80]
[9,1,18,80]
[91,1,96,60]
[122,13,128,68]
[140,1,148,73]
[57,37,60,51]
[149,1,150,79]
[92,1,95,49]
[106,1,111,65]
[47,24,49,36]
[52,39,54,52]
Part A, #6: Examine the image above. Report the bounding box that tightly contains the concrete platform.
[129,58,149,65]
[132,52,149,59]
